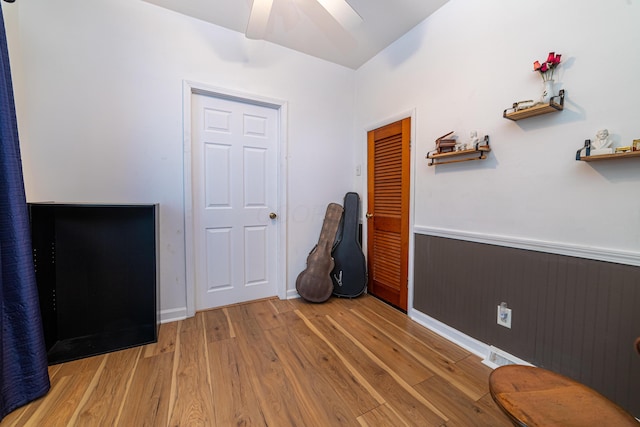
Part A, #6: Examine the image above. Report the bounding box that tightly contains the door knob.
[365,212,373,219]
[269,212,277,219]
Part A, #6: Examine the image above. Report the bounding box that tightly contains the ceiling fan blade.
[246,0,274,39]
[294,0,357,52]
[315,0,362,29]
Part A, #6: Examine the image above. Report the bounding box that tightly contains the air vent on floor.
[482,346,533,369]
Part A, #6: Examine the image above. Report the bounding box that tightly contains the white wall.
[3,0,356,320]
[6,0,639,320]
[355,0,640,256]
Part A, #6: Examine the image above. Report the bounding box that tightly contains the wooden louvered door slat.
[366,118,410,311]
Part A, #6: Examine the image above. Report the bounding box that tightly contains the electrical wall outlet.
[497,304,512,328]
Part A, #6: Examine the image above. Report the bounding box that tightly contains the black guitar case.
[331,192,367,298]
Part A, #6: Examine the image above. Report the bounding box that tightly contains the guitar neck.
[316,203,343,252]
[341,193,359,239]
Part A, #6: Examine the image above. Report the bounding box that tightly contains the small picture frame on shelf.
[633,139,640,151]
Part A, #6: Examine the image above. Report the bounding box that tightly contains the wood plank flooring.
[1,295,512,426]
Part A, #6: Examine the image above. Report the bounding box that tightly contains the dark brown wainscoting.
[413,234,640,418]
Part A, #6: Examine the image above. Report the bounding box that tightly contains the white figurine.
[590,129,614,155]
[593,129,612,150]
[466,131,479,150]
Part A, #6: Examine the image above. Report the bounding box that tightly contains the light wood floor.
[2,295,512,426]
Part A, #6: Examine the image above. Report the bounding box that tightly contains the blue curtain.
[0,4,50,421]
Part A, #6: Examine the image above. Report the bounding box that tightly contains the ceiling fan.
[246,0,362,40]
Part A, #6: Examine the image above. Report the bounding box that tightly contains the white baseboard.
[482,345,533,369]
[409,308,489,359]
[286,289,301,300]
[160,307,188,324]
[410,308,535,370]
[414,226,640,267]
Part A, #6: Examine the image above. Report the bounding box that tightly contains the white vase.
[540,79,554,104]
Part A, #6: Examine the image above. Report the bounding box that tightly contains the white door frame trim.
[183,80,288,317]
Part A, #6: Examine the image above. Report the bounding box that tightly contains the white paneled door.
[192,93,280,311]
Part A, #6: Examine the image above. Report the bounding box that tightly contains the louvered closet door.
[366,118,410,311]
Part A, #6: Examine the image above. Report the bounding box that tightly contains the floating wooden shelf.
[503,90,564,121]
[576,150,640,162]
[426,136,490,166]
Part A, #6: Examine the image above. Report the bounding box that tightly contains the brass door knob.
[365,212,373,219]
[269,212,277,219]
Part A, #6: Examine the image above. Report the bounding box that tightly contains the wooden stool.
[489,365,639,426]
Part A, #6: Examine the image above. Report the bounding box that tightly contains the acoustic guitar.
[296,203,343,303]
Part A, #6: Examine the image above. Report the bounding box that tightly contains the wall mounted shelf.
[426,135,490,166]
[503,90,565,121]
[576,150,640,162]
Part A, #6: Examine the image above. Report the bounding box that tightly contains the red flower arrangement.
[533,52,561,81]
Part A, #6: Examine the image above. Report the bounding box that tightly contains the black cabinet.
[28,203,159,364]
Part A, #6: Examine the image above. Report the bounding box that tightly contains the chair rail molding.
[414,226,640,267]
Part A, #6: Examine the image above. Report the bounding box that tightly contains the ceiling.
[142,0,449,69]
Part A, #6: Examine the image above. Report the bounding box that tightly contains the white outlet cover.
[497,305,512,328]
